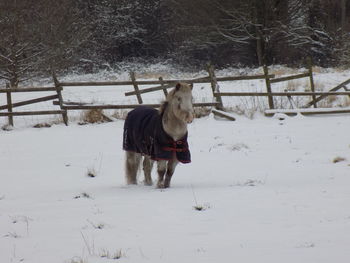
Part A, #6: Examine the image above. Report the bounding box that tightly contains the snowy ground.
[1,113,350,263]
[1,66,350,262]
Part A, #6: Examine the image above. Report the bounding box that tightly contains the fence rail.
[58,75,272,88]
[214,91,350,97]
[54,102,219,111]
[0,94,59,110]
[0,87,59,93]
[269,72,310,83]
[265,107,350,116]
[1,60,350,127]
[303,78,350,108]
[0,110,66,117]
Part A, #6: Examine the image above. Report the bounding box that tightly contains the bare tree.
[0,0,43,86]
[1,0,348,74]
[80,0,168,65]
[0,0,90,85]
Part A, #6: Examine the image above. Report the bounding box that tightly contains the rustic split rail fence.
[1,62,350,127]
[0,83,68,126]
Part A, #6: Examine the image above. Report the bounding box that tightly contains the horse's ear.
[175,83,181,91]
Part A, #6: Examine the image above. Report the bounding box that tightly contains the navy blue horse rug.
[123,106,191,163]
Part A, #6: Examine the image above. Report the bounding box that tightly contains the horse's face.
[172,83,194,123]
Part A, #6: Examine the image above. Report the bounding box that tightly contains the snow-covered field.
[1,66,350,263]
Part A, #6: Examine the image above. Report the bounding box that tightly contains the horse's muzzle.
[186,112,194,123]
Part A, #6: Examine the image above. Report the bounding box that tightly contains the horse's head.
[168,82,194,124]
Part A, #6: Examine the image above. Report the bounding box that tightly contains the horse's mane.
[159,101,168,115]
[159,88,176,115]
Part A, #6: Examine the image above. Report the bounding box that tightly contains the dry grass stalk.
[33,123,52,128]
[112,110,128,120]
[284,80,300,92]
[333,156,346,163]
[194,107,211,118]
[82,109,112,124]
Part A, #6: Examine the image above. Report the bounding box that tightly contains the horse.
[123,82,194,188]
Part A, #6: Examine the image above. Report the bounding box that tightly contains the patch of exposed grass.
[191,185,210,212]
[229,143,249,151]
[81,109,112,124]
[74,192,93,199]
[33,123,52,128]
[86,153,103,178]
[193,204,211,211]
[230,178,266,187]
[111,110,128,120]
[284,80,301,92]
[194,107,211,118]
[333,156,346,163]
[99,249,125,260]
[87,219,105,230]
[4,232,20,238]
[86,168,97,178]
[1,124,14,131]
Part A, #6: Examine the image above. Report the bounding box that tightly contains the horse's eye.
[177,97,182,102]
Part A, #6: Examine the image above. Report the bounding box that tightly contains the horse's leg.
[156,160,167,188]
[163,158,179,188]
[125,151,141,184]
[143,155,154,186]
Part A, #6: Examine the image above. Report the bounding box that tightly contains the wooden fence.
[213,62,350,116]
[0,83,68,126]
[54,67,274,111]
[1,62,350,126]
[213,61,316,109]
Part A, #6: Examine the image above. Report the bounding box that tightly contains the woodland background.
[0,0,349,86]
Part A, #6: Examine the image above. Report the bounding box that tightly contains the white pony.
[123,83,194,188]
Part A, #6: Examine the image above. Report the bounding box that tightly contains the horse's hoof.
[157,183,170,189]
[163,180,171,188]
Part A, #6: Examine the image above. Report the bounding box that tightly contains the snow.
[265,106,350,114]
[1,113,350,263]
[1,66,350,262]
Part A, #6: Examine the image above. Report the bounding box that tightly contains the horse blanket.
[123,106,191,163]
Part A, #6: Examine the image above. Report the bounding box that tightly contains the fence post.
[159,76,168,98]
[307,57,317,108]
[206,64,224,110]
[6,83,14,126]
[263,65,275,109]
[130,72,143,104]
[52,70,68,125]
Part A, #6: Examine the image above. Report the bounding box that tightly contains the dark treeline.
[0,0,349,86]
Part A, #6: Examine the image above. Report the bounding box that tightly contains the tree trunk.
[256,26,264,66]
[341,0,346,34]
